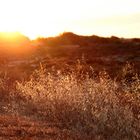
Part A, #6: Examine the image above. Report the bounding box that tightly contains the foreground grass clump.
[15,63,140,139]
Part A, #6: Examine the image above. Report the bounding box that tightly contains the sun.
[0,16,62,40]
[0,0,61,39]
[0,32,30,48]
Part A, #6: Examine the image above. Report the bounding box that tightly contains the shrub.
[16,64,140,139]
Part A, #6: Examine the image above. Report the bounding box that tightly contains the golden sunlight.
[0,0,140,39]
[0,32,30,50]
[0,1,140,139]
[0,32,19,39]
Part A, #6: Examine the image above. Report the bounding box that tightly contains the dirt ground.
[0,115,95,140]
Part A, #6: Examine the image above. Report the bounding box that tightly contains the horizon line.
[0,31,140,40]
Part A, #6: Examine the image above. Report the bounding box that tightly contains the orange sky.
[0,0,140,39]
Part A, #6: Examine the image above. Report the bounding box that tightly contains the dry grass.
[0,63,140,139]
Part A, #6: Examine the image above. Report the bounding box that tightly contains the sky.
[0,0,140,39]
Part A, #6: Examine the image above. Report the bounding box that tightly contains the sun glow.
[0,32,30,50]
[0,0,140,39]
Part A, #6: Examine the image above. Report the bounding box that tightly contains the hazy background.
[0,0,140,39]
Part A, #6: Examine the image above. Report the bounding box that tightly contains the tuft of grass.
[15,63,140,139]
